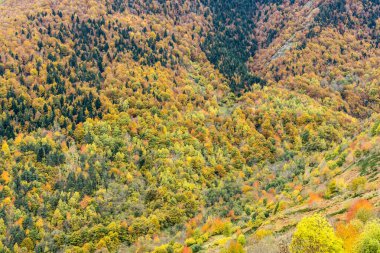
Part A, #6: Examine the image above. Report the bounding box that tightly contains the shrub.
[237,234,246,246]
[347,199,374,222]
[349,177,367,192]
[356,220,380,253]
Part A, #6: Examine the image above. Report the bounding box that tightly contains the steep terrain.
[0,0,379,252]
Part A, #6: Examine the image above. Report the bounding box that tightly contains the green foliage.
[356,220,380,253]
[356,208,375,224]
[237,234,246,246]
[358,153,380,176]
[200,0,266,92]
[370,121,380,136]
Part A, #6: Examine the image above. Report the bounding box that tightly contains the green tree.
[290,214,344,253]
[356,220,380,253]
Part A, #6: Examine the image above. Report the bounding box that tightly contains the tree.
[347,199,374,222]
[356,220,380,253]
[20,237,34,251]
[336,222,360,253]
[0,64,4,76]
[1,140,10,156]
[289,214,344,253]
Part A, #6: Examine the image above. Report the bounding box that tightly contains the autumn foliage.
[0,0,379,252]
[346,199,374,222]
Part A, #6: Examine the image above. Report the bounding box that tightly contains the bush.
[190,244,202,252]
[349,177,367,192]
[237,234,246,246]
[356,220,380,253]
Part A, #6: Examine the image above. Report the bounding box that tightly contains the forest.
[0,0,379,252]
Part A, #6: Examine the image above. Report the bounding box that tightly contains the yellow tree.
[1,140,10,156]
[290,214,343,253]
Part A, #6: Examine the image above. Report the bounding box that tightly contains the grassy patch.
[327,208,348,217]
[358,153,380,176]
[277,223,297,233]
[286,207,314,215]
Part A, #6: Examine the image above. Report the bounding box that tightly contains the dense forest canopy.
[0,0,379,252]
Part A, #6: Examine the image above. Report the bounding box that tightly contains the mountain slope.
[0,0,379,252]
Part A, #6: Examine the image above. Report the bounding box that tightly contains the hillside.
[0,0,379,252]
